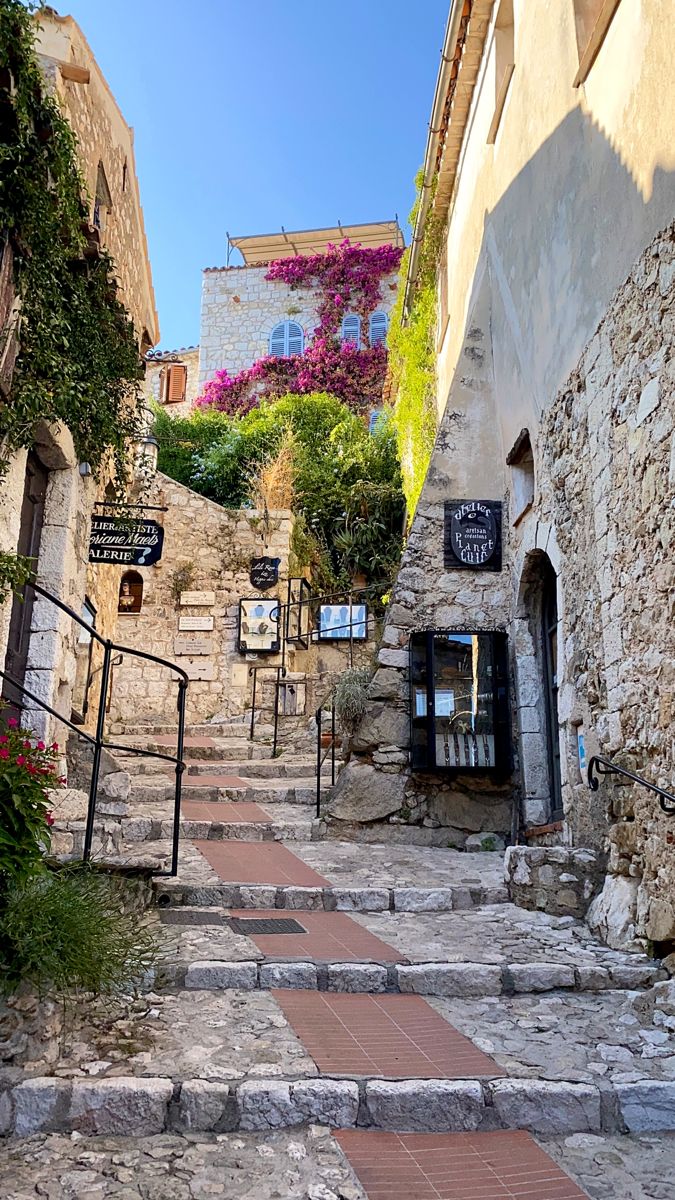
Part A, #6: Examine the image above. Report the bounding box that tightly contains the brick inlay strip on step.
[273,990,505,1079]
[192,839,331,887]
[182,802,270,823]
[334,1129,588,1199]
[228,908,406,962]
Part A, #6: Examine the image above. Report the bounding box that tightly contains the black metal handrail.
[315,699,337,817]
[588,754,675,816]
[0,579,188,875]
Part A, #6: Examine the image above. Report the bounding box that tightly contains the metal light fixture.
[133,433,159,483]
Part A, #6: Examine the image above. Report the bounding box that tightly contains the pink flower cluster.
[197,240,402,417]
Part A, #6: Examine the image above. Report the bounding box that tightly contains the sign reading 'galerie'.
[88,517,164,566]
[444,500,502,571]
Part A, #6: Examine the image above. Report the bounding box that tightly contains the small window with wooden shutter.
[572,0,622,86]
[340,314,361,348]
[369,311,388,346]
[269,320,304,358]
[160,363,187,404]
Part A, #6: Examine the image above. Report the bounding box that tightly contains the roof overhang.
[230,220,404,266]
[403,0,494,319]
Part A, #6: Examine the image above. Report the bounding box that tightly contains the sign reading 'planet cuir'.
[444,500,502,571]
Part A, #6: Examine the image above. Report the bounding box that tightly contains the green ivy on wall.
[387,171,443,516]
[0,0,143,493]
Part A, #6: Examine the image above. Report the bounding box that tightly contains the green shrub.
[155,392,405,591]
[0,866,157,1000]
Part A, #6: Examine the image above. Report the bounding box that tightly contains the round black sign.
[450,502,498,567]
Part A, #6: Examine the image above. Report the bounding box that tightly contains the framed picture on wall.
[238,598,281,654]
[318,603,367,641]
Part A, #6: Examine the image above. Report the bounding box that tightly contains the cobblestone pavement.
[542,1132,675,1199]
[294,843,506,889]
[1,1130,674,1199]
[0,1129,367,1199]
[10,991,317,1083]
[354,905,658,969]
[430,991,675,1083]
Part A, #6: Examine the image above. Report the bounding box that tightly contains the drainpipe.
[402,0,466,321]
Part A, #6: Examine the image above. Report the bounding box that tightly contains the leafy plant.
[0,552,32,605]
[0,0,144,494]
[168,561,195,604]
[156,392,405,590]
[0,714,60,885]
[0,865,157,999]
[387,170,442,515]
[334,668,371,735]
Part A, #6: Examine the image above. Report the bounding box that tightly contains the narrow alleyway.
[3,720,674,1198]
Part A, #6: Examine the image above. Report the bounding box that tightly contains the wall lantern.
[409,630,511,774]
[133,434,159,483]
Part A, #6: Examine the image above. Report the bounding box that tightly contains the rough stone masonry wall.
[199,265,399,385]
[537,223,675,948]
[107,473,293,728]
[328,321,516,847]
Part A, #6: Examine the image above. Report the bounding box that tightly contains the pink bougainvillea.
[196,240,402,416]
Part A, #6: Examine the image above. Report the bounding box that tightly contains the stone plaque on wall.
[178,615,214,632]
[185,661,216,681]
[179,590,215,606]
[174,637,213,656]
[444,500,502,571]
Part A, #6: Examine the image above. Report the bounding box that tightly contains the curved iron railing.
[588,754,675,817]
[0,579,188,875]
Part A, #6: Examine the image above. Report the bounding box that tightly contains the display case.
[409,630,510,774]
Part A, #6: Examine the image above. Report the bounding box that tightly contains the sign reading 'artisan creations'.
[444,500,502,571]
[249,556,280,591]
[89,517,164,566]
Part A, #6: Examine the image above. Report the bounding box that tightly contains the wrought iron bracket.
[588,755,675,817]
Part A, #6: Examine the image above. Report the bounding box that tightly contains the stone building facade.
[0,9,158,740]
[332,0,675,948]
[143,346,200,419]
[198,222,403,394]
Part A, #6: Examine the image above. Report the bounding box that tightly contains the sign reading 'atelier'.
[444,500,502,571]
[88,517,164,566]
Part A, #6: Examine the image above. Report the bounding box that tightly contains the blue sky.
[62,1,448,349]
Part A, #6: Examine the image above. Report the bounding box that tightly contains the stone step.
[129,780,319,805]
[108,721,278,738]
[121,757,331,779]
[114,738,276,761]
[154,901,666,996]
[4,986,675,1137]
[154,876,508,913]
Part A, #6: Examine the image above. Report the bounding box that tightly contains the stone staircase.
[5,716,675,1197]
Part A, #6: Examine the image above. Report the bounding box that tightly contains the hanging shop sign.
[88,517,164,566]
[249,556,281,591]
[444,500,502,571]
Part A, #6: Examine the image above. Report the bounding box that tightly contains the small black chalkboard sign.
[444,500,502,571]
[249,556,280,591]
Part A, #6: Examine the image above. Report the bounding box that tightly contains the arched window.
[340,314,361,348]
[118,570,143,614]
[269,320,304,358]
[369,311,388,346]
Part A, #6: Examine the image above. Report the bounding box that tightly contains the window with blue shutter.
[269,320,304,357]
[340,314,361,348]
[369,311,388,346]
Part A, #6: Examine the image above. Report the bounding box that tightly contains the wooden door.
[1,452,48,721]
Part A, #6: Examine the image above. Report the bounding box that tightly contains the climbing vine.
[196,240,403,415]
[0,0,143,492]
[387,172,443,516]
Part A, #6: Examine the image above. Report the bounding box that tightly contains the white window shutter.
[369,311,388,345]
[269,322,287,357]
[287,321,304,356]
[340,314,361,348]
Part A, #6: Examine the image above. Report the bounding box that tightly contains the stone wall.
[107,473,294,727]
[199,265,398,386]
[537,224,675,949]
